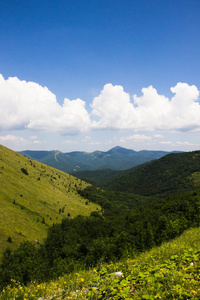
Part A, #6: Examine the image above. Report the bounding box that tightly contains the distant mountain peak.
[107,146,135,154]
[111,146,124,150]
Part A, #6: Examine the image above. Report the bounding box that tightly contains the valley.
[1,145,200,299]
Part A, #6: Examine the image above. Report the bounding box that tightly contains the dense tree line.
[0,187,200,289]
[105,151,200,196]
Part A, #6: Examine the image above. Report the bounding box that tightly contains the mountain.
[20,146,170,173]
[0,145,100,257]
[105,150,200,196]
[19,150,91,173]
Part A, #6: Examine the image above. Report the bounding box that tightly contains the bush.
[7,237,12,243]
[21,168,28,175]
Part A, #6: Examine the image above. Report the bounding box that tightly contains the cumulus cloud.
[91,82,200,131]
[176,141,199,146]
[159,141,172,145]
[0,74,200,135]
[0,135,26,143]
[154,134,164,139]
[91,83,138,129]
[0,135,43,147]
[120,134,152,143]
[63,140,78,144]
[0,74,91,134]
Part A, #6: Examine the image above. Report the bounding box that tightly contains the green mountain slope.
[71,168,124,186]
[0,145,100,257]
[20,146,170,173]
[106,150,200,196]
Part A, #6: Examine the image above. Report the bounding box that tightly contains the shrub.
[7,237,12,243]
[21,168,28,175]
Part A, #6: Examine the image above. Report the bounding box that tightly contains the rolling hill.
[19,146,170,173]
[0,145,100,257]
[105,150,200,196]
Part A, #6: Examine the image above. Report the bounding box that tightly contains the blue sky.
[0,0,200,152]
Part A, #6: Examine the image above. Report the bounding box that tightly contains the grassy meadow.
[1,226,200,299]
[0,145,100,257]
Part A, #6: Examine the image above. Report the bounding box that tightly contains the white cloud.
[0,134,26,143]
[63,140,78,144]
[91,83,137,129]
[159,141,173,145]
[120,134,152,143]
[169,83,200,130]
[0,74,200,136]
[176,141,199,147]
[91,82,200,132]
[81,136,91,142]
[154,134,164,139]
[32,140,41,144]
[0,134,43,148]
[89,141,101,145]
[0,74,91,134]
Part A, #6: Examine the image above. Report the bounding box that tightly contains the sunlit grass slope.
[0,145,100,257]
[1,226,200,299]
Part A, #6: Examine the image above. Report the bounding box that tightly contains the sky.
[0,0,200,153]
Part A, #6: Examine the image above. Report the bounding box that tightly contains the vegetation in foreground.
[1,226,200,299]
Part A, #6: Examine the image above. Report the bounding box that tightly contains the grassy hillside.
[1,226,200,299]
[106,150,200,196]
[0,145,100,257]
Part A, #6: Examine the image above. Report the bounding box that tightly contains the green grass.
[0,145,100,258]
[1,226,200,299]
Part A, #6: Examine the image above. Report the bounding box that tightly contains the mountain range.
[74,150,200,197]
[19,146,172,173]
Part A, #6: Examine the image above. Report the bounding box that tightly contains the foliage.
[2,146,200,297]
[104,150,200,196]
[1,227,200,299]
[1,185,200,289]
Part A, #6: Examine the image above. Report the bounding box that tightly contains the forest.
[1,183,200,289]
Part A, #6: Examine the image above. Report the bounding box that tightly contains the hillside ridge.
[0,144,99,257]
[105,150,200,196]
